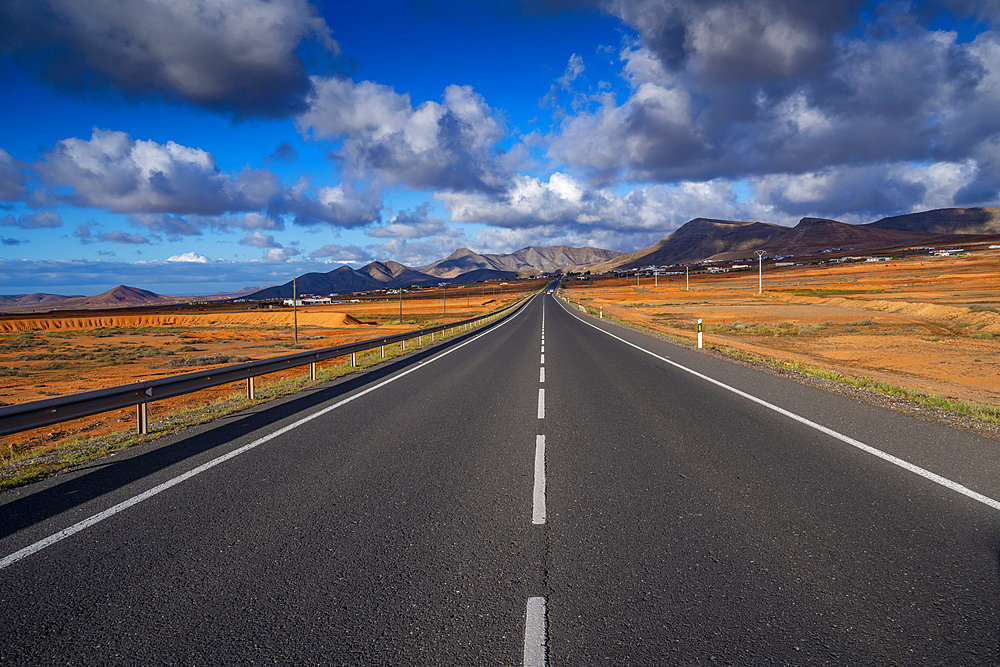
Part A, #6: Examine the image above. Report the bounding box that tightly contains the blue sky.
[1,0,998,295]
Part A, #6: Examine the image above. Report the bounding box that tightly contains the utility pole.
[399,288,403,324]
[293,276,298,344]
[686,266,689,291]
[442,284,446,315]
[755,250,766,294]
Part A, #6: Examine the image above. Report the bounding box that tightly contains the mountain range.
[2,208,999,310]
[585,207,1000,272]
[245,246,620,300]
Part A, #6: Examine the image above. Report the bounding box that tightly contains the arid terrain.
[0,282,541,474]
[561,248,1000,408]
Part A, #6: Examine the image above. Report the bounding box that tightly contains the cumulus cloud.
[239,231,282,249]
[298,78,509,192]
[269,177,382,227]
[366,203,447,239]
[309,244,373,262]
[264,247,300,262]
[167,251,211,263]
[437,172,785,247]
[35,129,280,215]
[0,149,27,202]
[1,211,63,229]
[546,14,1000,194]
[2,0,341,118]
[603,0,856,83]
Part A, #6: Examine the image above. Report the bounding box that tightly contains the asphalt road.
[2,287,1000,665]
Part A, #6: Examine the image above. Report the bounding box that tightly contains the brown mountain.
[356,260,439,286]
[419,245,621,278]
[767,217,927,255]
[592,208,1000,271]
[588,219,787,271]
[868,207,1000,235]
[0,286,174,312]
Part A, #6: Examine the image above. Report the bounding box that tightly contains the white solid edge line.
[537,388,545,419]
[532,435,546,524]
[0,297,537,572]
[523,596,547,667]
[558,298,1000,513]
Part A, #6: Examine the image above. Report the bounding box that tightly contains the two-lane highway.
[2,290,1000,664]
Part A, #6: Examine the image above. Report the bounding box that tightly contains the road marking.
[523,596,547,667]
[532,435,546,524]
[563,301,1000,513]
[539,367,545,383]
[537,388,545,419]
[0,298,536,572]
[541,345,544,353]
[540,354,545,364]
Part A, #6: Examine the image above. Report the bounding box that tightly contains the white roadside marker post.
[698,318,703,349]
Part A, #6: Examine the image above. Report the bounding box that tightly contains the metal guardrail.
[0,297,530,438]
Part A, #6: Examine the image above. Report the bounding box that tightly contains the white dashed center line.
[523,596,547,667]
[532,435,546,524]
[537,388,545,418]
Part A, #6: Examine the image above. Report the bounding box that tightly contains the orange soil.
[0,283,539,457]
[563,250,1000,407]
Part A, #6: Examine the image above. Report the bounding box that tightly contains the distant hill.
[868,207,1000,235]
[588,219,788,271]
[0,292,83,310]
[592,208,1000,271]
[767,218,926,255]
[244,246,619,300]
[0,285,175,312]
[419,245,621,278]
[445,268,520,283]
[357,260,439,287]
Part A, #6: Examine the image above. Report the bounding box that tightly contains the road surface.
[2,289,1000,665]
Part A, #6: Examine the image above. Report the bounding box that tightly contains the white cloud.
[270,177,382,227]
[298,77,509,192]
[167,251,211,263]
[309,244,373,262]
[366,203,447,239]
[239,231,281,249]
[264,247,300,262]
[36,129,280,214]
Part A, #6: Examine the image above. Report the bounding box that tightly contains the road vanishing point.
[3,286,1000,665]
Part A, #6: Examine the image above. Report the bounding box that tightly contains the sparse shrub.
[165,354,252,368]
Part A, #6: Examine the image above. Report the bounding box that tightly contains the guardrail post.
[309,362,317,381]
[247,377,255,400]
[137,403,148,435]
